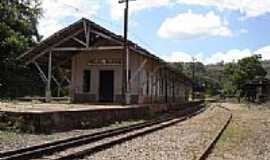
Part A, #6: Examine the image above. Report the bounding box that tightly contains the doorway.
[99,70,114,102]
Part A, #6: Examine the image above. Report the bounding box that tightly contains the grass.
[213,103,256,154]
[215,121,248,153]
[238,102,270,111]
[209,102,270,160]
[0,130,17,141]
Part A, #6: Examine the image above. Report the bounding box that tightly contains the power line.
[129,31,160,54]
[53,0,120,29]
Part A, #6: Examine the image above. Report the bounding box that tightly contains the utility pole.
[192,57,196,101]
[46,51,52,102]
[119,0,135,104]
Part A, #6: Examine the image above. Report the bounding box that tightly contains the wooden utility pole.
[46,51,52,102]
[119,0,136,104]
[192,57,196,101]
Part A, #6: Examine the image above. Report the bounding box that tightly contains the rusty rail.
[196,105,232,160]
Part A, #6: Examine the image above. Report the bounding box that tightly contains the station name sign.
[87,58,122,66]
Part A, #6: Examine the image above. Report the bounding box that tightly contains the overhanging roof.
[17,18,193,84]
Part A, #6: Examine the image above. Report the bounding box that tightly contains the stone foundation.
[0,101,204,133]
[74,93,96,103]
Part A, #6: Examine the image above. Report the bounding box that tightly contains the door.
[99,70,114,102]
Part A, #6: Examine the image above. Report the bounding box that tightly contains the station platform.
[0,101,203,133]
[0,102,142,113]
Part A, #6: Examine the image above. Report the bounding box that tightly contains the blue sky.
[39,0,270,64]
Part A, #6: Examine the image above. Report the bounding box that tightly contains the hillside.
[171,60,270,95]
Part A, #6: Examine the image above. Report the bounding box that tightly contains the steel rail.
[55,107,206,160]
[0,105,204,160]
[196,105,232,160]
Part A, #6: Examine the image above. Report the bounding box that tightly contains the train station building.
[17,18,193,105]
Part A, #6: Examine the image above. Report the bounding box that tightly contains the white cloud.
[205,46,270,64]
[162,51,204,62]
[254,45,270,60]
[240,28,248,34]
[164,45,270,64]
[108,0,171,20]
[205,49,253,64]
[178,0,270,18]
[162,51,193,62]
[39,0,100,37]
[158,11,232,39]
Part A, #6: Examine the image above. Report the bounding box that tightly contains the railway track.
[0,106,204,160]
[196,105,232,160]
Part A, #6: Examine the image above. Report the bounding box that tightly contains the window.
[83,70,91,92]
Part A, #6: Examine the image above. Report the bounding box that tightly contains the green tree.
[0,0,41,62]
[182,62,206,77]
[174,62,183,72]
[0,0,42,98]
[223,54,267,98]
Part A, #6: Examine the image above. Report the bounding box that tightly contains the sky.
[38,0,270,64]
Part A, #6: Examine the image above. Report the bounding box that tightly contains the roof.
[17,18,193,84]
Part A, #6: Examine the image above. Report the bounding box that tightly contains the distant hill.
[170,60,269,95]
[204,60,270,84]
[170,61,224,83]
[170,62,222,95]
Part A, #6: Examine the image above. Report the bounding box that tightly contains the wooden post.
[165,70,168,103]
[52,75,61,97]
[119,0,136,105]
[130,58,147,82]
[33,61,48,83]
[46,51,52,102]
[173,74,175,103]
[83,20,91,48]
[192,57,196,101]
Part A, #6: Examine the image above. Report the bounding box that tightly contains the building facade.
[71,50,191,104]
[17,18,192,104]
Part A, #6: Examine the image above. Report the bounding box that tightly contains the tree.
[174,62,183,72]
[182,62,206,77]
[0,0,41,62]
[0,0,42,98]
[223,54,267,99]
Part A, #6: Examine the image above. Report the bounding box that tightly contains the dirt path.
[207,103,270,160]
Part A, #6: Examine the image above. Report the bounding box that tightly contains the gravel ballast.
[84,105,230,160]
[0,120,144,152]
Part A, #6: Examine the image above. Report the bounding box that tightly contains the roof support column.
[165,69,168,103]
[172,74,175,103]
[130,58,147,83]
[33,61,48,83]
[83,19,91,47]
[52,75,61,97]
[126,47,131,104]
[46,51,52,102]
